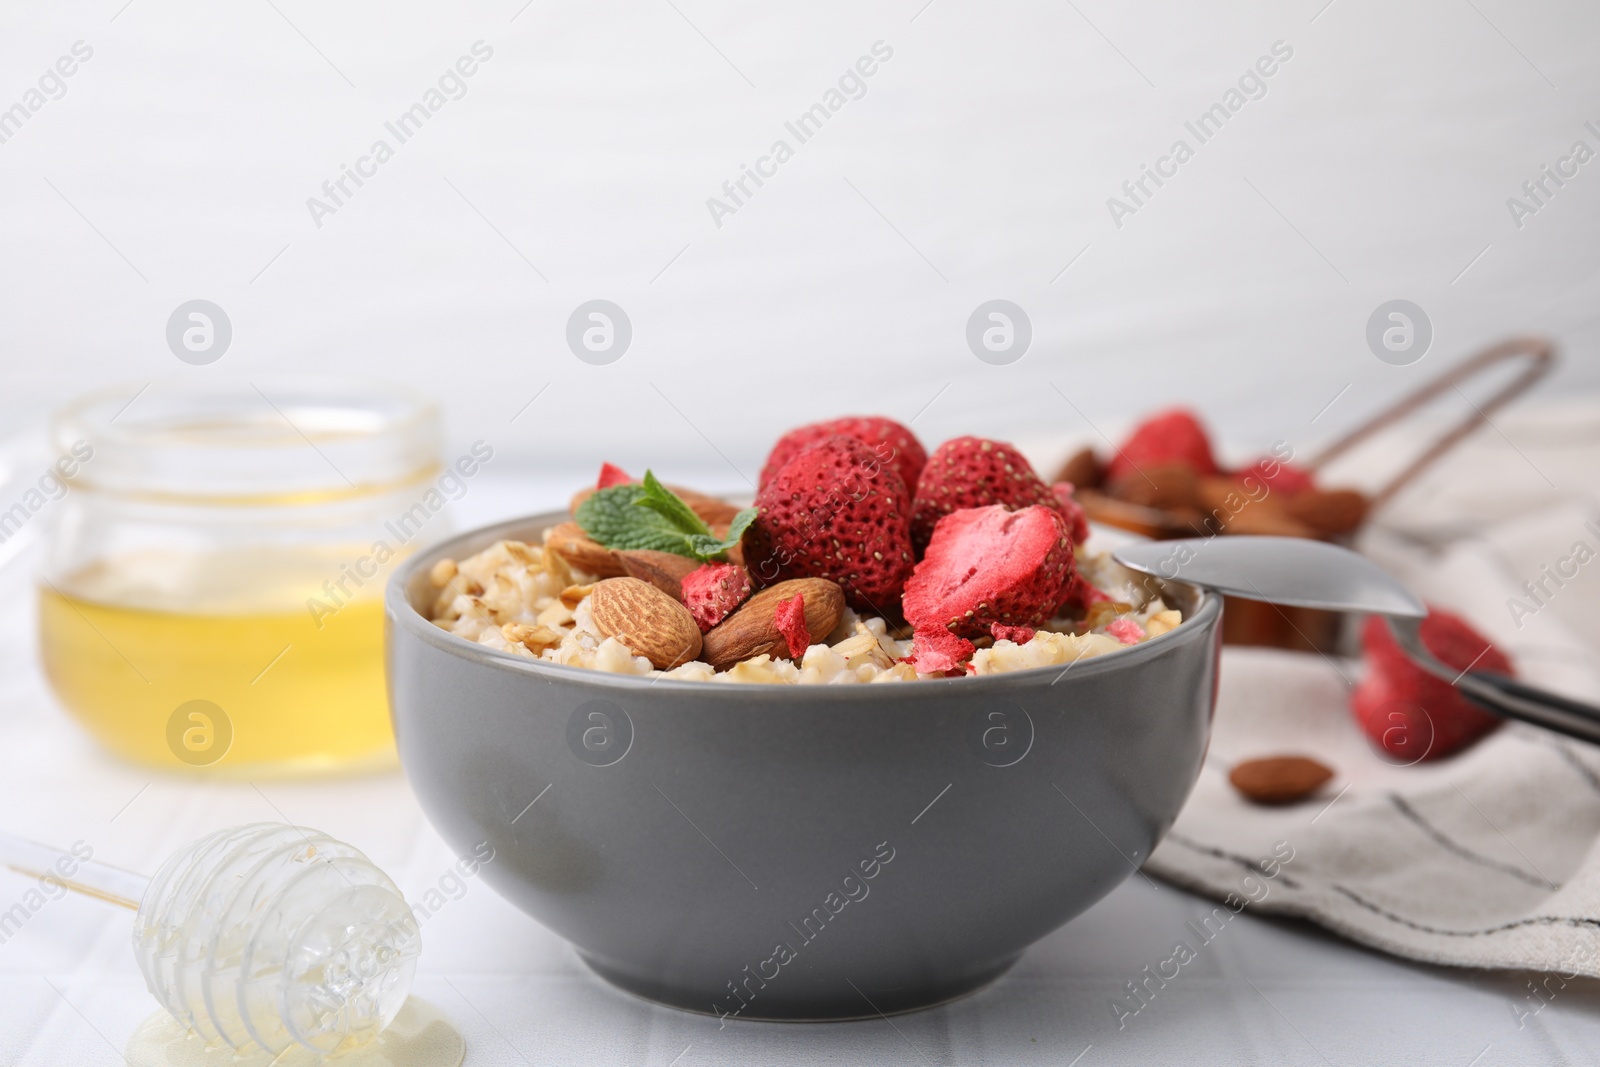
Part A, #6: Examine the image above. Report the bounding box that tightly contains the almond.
[1196,476,1255,519]
[546,522,626,577]
[702,578,845,671]
[589,577,703,670]
[1285,489,1368,536]
[1229,756,1334,805]
[1220,503,1316,539]
[1106,462,1199,511]
[616,550,699,601]
[1192,482,1316,538]
[1052,446,1103,490]
[1076,489,1196,540]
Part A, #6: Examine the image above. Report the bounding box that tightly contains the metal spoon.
[1113,535,1600,745]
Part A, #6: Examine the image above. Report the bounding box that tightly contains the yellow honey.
[39,547,396,775]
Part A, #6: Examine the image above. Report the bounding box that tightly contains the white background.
[1,0,1596,487]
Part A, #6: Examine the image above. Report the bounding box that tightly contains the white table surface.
[5,473,1599,1067]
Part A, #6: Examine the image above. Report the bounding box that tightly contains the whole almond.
[1220,503,1317,539]
[1285,489,1368,536]
[1052,446,1103,491]
[546,522,627,577]
[1076,489,1196,540]
[702,578,845,671]
[1196,476,1256,519]
[1192,481,1315,538]
[589,577,703,670]
[1106,462,1199,511]
[616,549,699,601]
[1229,756,1334,805]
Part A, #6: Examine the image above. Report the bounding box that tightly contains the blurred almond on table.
[1229,756,1334,805]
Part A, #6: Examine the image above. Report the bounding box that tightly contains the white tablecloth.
[6,473,1600,1067]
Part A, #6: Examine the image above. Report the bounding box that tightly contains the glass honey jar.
[38,377,445,775]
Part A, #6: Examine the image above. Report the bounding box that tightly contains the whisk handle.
[0,831,149,911]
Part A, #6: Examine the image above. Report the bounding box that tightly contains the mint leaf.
[574,485,692,553]
[683,508,758,559]
[575,477,756,562]
[680,534,727,557]
[723,506,758,544]
[634,470,713,537]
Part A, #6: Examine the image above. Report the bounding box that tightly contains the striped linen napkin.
[1143,399,1600,984]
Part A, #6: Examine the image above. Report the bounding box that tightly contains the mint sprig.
[575,471,756,562]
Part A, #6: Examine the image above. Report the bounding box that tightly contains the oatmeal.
[427,531,1182,684]
[429,419,1188,682]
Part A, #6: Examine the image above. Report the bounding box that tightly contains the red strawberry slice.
[596,462,634,489]
[903,504,1074,639]
[1105,617,1145,645]
[1108,408,1219,481]
[1351,609,1513,761]
[905,626,975,674]
[990,622,1037,645]
[742,435,916,612]
[681,562,751,633]
[759,416,927,497]
[775,592,810,659]
[911,437,1062,552]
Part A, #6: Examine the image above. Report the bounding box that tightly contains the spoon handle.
[1455,672,1600,746]
[1385,617,1600,745]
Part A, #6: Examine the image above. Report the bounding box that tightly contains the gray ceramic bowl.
[386,510,1221,1021]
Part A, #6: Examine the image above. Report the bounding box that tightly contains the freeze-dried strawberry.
[1051,482,1090,545]
[905,626,975,674]
[903,505,1074,638]
[597,462,634,489]
[1058,567,1112,615]
[1105,617,1145,645]
[680,562,751,633]
[759,416,927,497]
[911,437,1062,552]
[775,592,810,659]
[990,622,1037,645]
[1237,458,1315,495]
[742,435,915,612]
[1108,408,1220,481]
[1351,609,1513,761]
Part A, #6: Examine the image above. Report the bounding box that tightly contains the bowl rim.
[385,509,1223,699]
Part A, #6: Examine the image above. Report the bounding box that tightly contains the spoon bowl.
[1113,536,1600,746]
